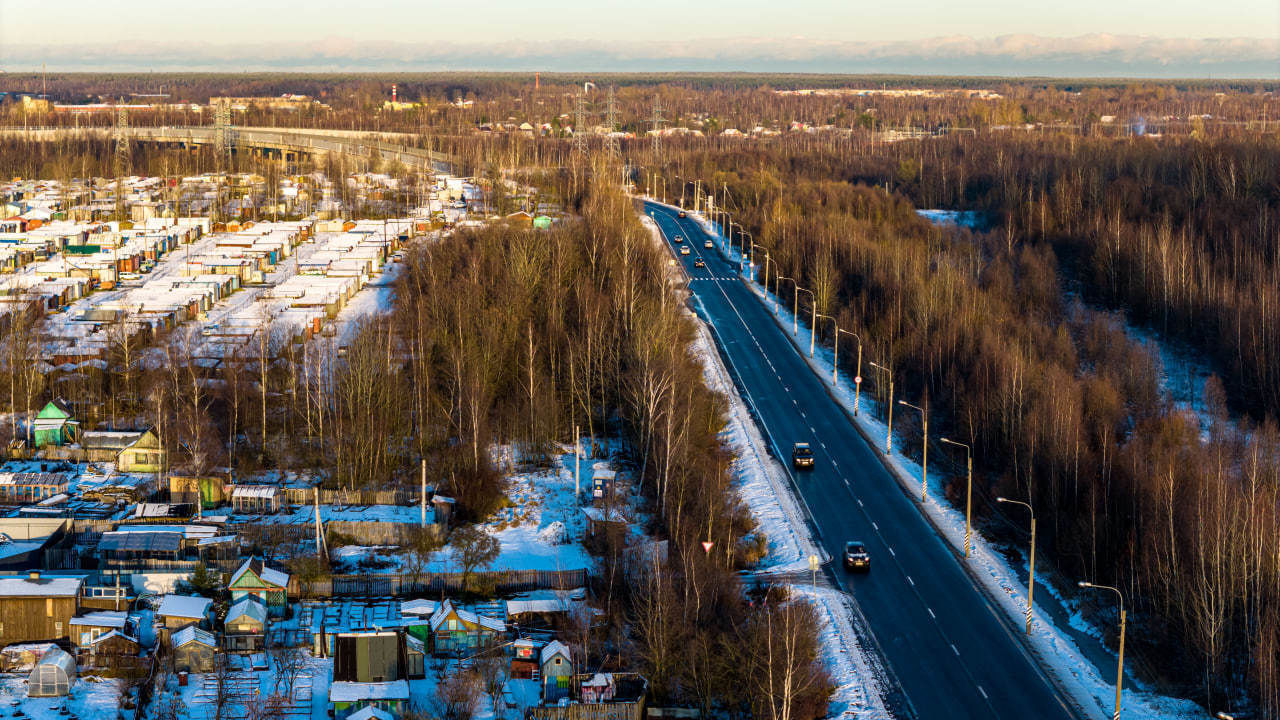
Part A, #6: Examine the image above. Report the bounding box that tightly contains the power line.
[650,94,664,161]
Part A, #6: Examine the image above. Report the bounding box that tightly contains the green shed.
[31,400,78,448]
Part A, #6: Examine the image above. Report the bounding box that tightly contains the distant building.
[80,429,165,473]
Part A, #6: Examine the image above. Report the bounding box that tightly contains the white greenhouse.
[27,646,75,697]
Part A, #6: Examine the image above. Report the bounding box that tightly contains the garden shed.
[27,646,75,697]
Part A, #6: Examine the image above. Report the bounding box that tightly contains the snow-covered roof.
[231,485,278,499]
[400,599,439,617]
[69,611,127,629]
[0,575,83,597]
[506,597,570,618]
[32,646,75,674]
[346,707,395,720]
[541,640,571,664]
[157,594,212,619]
[230,556,289,588]
[428,600,505,633]
[171,625,215,648]
[328,680,410,703]
[226,597,268,626]
[581,672,613,688]
[88,630,138,647]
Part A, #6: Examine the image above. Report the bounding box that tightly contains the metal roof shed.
[27,646,75,697]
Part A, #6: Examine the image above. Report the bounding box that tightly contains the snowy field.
[682,206,1208,720]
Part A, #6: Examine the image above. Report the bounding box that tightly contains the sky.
[1,0,1277,76]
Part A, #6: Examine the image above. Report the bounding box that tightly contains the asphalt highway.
[645,202,1083,720]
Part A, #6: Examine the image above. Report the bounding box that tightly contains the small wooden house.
[223,596,267,652]
[82,630,141,669]
[0,572,84,643]
[228,557,289,615]
[541,640,573,704]
[171,625,216,673]
[156,594,212,646]
[510,638,539,679]
[30,400,78,448]
[68,610,128,649]
[428,600,505,657]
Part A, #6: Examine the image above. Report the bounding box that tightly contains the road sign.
[854,376,862,384]
[808,554,820,570]
[702,541,714,553]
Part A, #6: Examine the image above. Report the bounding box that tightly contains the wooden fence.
[527,703,644,720]
[290,568,587,598]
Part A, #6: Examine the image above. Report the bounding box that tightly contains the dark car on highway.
[792,442,814,469]
[843,541,871,572]
[694,258,705,268]
[678,210,687,218]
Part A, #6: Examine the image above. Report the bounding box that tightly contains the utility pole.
[420,458,427,527]
[313,486,327,559]
[573,425,581,498]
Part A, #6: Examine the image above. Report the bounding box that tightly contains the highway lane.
[645,203,1082,720]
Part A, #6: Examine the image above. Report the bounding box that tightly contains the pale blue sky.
[3,0,1277,43]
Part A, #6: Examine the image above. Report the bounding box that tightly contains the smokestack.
[535,73,539,91]
[391,84,398,104]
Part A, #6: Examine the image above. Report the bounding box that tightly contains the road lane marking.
[907,575,914,586]
[856,499,864,507]
[951,644,960,656]
[872,522,879,531]
[928,608,937,619]
[978,686,989,700]
[888,547,896,557]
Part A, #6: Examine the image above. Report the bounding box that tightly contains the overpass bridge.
[0,125,456,174]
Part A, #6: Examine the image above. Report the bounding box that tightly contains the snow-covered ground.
[642,211,889,719]
[915,209,986,230]
[683,206,1206,720]
[0,673,123,720]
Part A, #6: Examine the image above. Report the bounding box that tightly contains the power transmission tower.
[603,85,619,158]
[572,91,590,160]
[214,101,234,173]
[113,104,131,222]
[650,95,664,160]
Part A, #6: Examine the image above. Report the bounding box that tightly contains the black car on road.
[792,442,814,469]
[843,541,871,572]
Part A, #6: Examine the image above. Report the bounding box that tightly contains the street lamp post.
[835,328,863,416]
[940,437,973,557]
[899,399,928,501]
[868,362,893,453]
[1079,581,1126,720]
[815,313,837,362]
[999,497,1037,635]
[796,286,816,353]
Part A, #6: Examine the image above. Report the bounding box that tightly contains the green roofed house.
[31,400,78,448]
[532,215,553,230]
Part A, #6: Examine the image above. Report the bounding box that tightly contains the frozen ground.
[642,211,889,719]
[683,206,1207,720]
